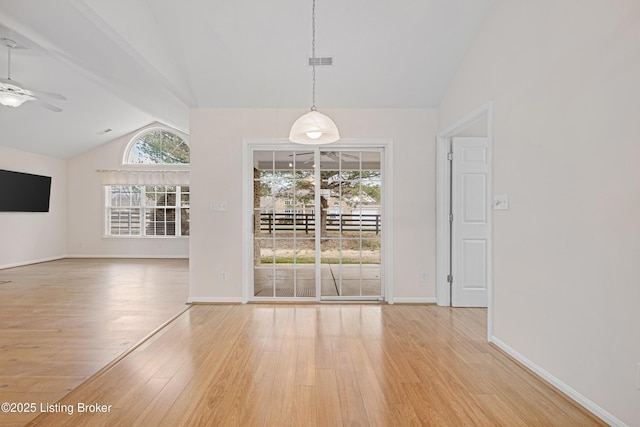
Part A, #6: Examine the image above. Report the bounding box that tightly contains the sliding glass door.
[252,147,382,301]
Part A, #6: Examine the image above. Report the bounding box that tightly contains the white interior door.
[451,137,490,307]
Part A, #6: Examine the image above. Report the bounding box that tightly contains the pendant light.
[289,0,339,145]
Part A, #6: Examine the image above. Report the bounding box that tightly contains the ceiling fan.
[0,38,66,112]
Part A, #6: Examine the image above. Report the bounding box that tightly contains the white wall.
[0,146,66,268]
[438,1,640,425]
[66,124,189,258]
[189,108,437,302]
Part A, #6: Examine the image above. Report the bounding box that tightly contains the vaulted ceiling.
[0,0,494,158]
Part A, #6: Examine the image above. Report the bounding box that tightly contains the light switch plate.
[210,201,227,211]
[493,194,509,210]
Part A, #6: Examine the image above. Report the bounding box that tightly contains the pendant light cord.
[311,0,317,111]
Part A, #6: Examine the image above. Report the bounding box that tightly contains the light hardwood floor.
[0,258,189,426]
[23,303,604,426]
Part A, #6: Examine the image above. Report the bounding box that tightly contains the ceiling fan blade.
[35,99,63,112]
[28,88,67,101]
[290,152,313,157]
[0,77,24,88]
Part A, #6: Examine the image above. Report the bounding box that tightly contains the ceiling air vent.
[308,57,333,67]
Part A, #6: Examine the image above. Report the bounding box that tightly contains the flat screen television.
[0,169,52,212]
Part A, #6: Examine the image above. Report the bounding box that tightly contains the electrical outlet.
[421,272,428,282]
[221,272,228,280]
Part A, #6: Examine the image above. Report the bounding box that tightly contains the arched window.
[126,129,189,165]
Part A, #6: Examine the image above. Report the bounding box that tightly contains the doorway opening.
[436,102,493,334]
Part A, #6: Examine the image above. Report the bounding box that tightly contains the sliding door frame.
[242,138,394,303]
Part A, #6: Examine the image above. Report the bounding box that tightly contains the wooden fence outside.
[259,213,380,234]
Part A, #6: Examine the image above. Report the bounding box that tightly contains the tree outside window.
[127,130,189,164]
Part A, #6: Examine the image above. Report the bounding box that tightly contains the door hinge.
[447,152,453,161]
[448,213,453,223]
[447,274,453,284]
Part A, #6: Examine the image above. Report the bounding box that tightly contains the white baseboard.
[392,297,437,304]
[187,297,243,304]
[490,336,627,427]
[0,255,66,270]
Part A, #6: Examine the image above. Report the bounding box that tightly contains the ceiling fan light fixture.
[0,91,33,108]
[1,38,65,112]
[289,0,339,145]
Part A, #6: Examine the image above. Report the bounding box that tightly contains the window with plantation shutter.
[105,185,189,237]
[103,128,190,238]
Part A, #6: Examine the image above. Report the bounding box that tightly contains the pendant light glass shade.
[289,110,340,145]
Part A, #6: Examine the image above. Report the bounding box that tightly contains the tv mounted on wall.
[0,169,52,212]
